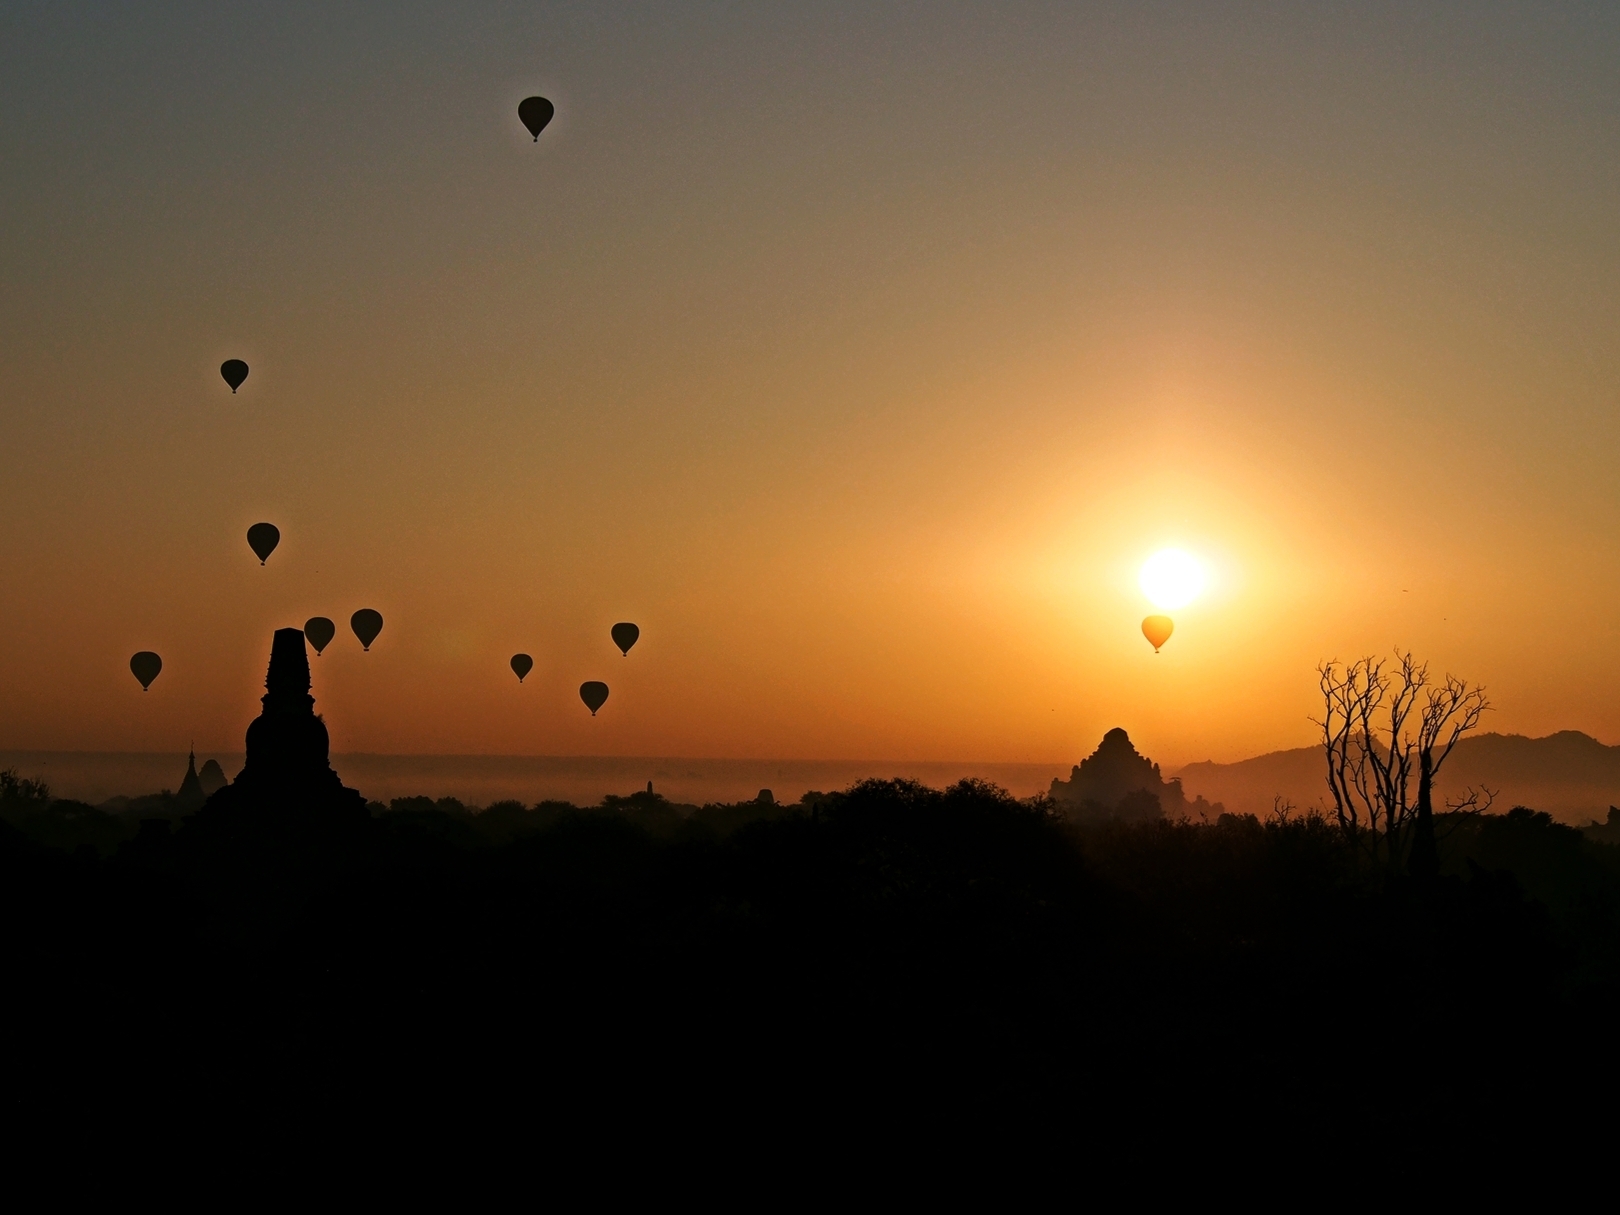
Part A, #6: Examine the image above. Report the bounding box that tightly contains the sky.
[3,1,1619,766]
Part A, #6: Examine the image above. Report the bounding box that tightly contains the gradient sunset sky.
[4,2,1619,765]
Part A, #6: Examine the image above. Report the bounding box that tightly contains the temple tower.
[203,627,365,817]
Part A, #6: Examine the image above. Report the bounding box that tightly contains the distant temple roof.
[1049,729,1222,823]
[176,748,205,811]
[1051,728,1165,804]
[197,758,227,796]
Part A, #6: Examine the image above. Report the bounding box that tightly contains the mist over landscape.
[14,728,1620,824]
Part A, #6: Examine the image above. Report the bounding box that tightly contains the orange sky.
[3,3,1619,766]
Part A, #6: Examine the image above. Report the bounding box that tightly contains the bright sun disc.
[1140,549,1206,610]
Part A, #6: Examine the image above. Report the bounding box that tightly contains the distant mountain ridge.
[1174,730,1620,825]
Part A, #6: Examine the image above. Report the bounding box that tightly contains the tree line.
[3,759,1618,1176]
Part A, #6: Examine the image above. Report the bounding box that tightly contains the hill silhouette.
[1176,730,1620,825]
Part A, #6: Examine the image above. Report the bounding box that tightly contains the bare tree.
[1314,652,1490,872]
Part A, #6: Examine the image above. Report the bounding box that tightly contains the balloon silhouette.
[511,653,534,683]
[246,522,280,565]
[304,617,336,656]
[1142,615,1174,653]
[518,96,554,141]
[579,681,609,715]
[611,622,640,656]
[130,651,162,691]
[351,609,384,651]
[220,359,249,393]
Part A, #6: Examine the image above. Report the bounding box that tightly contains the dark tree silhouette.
[1316,651,1491,871]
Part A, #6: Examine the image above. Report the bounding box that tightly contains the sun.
[1139,548,1207,610]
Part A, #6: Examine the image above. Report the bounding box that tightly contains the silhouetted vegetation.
[2,765,1617,1169]
[1317,650,1493,871]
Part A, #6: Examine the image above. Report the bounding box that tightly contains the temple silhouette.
[1049,727,1222,822]
[176,749,206,811]
[200,627,365,819]
[199,757,227,795]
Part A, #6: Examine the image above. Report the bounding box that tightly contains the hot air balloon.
[247,522,280,565]
[130,651,163,691]
[351,609,384,651]
[611,622,640,656]
[1142,615,1174,653]
[518,96,554,141]
[511,653,534,683]
[221,359,249,392]
[304,617,336,656]
[579,681,609,715]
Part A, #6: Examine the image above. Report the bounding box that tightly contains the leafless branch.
[1421,674,1491,779]
[1314,650,1490,868]
[1444,786,1496,817]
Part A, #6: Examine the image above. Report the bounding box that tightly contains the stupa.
[202,627,365,818]
[175,748,206,812]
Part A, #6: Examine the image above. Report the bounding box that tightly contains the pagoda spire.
[176,743,206,811]
[200,627,365,819]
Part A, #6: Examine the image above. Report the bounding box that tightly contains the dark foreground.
[4,776,1618,1174]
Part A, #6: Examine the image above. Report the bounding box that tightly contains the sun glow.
[1140,549,1207,610]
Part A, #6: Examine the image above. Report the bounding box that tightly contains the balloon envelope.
[518,96,554,140]
[579,681,609,715]
[220,359,249,392]
[511,653,534,683]
[351,609,384,651]
[130,651,162,690]
[247,522,280,565]
[1142,615,1174,652]
[611,622,640,656]
[304,617,336,655]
